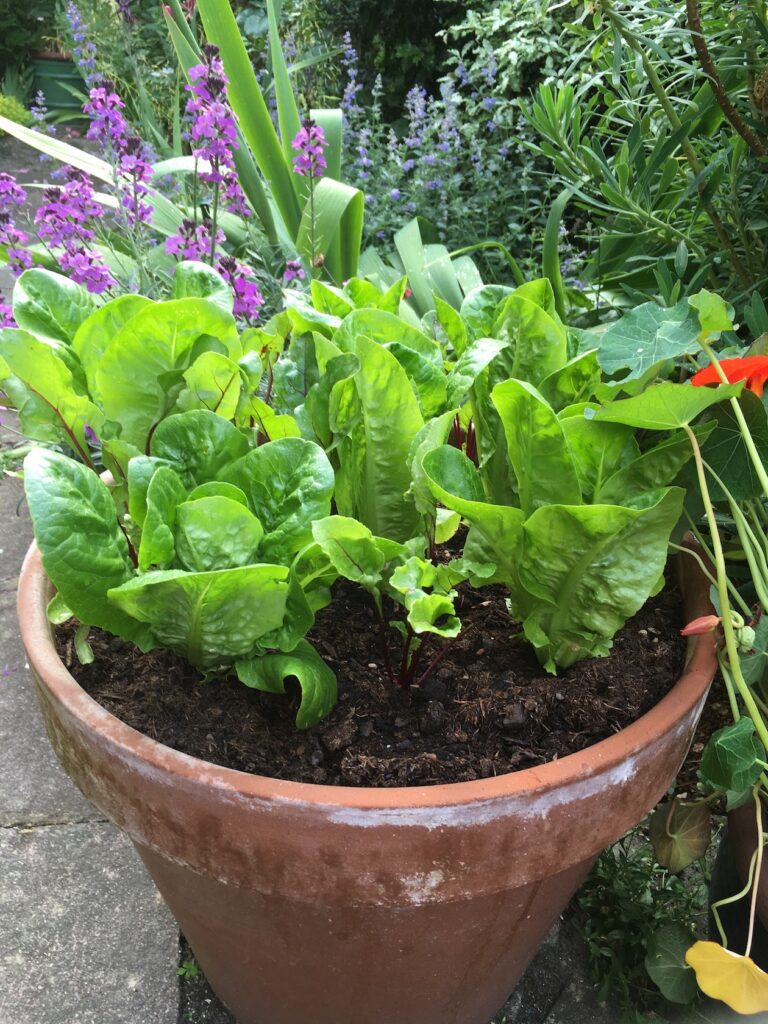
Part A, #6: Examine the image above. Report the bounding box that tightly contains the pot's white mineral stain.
[400,869,445,905]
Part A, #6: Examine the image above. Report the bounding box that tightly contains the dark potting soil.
[57,578,688,788]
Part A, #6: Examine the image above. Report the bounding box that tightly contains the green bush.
[0,95,33,134]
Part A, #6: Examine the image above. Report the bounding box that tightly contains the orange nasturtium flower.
[686,941,768,1014]
[691,355,768,396]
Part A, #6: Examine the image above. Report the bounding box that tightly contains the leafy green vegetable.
[12,269,96,345]
[236,639,337,728]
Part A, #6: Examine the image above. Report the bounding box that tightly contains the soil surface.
[57,574,690,788]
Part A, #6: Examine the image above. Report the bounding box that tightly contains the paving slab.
[0,820,179,1024]
[0,454,102,827]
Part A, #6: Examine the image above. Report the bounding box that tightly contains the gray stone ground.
[1,132,754,1024]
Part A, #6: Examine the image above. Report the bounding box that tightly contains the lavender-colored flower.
[84,80,128,150]
[0,298,15,329]
[30,92,58,163]
[487,120,496,134]
[35,167,103,248]
[0,174,26,211]
[291,120,327,178]
[218,256,264,322]
[222,171,249,217]
[455,63,470,87]
[166,218,224,262]
[66,4,98,86]
[402,158,416,172]
[482,96,497,111]
[83,423,98,443]
[341,31,362,119]
[116,0,134,24]
[283,259,305,284]
[422,154,437,167]
[390,188,401,201]
[117,136,153,227]
[426,178,443,191]
[185,46,238,182]
[59,246,115,294]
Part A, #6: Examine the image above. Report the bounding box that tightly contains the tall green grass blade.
[266,0,302,180]
[296,179,363,281]
[195,0,300,237]
[543,188,572,321]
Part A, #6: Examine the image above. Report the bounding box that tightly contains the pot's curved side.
[18,544,717,1024]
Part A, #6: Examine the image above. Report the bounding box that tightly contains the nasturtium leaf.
[96,299,240,448]
[696,390,768,501]
[24,448,152,647]
[235,639,337,728]
[311,516,386,589]
[108,564,290,669]
[0,328,104,454]
[175,496,264,572]
[176,351,242,419]
[138,466,187,571]
[595,299,700,381]
[740,615,768,689]
[459,284,513,341]
[12,268,96,344]
[685,942,768,1014]
[170,260,233,312]
[72,295,152,399]
[222,437,335,563]
[649,798,711,873]
[700,718,765,794]
[492,379,581,515]
[150,410,249,486]
[594,381,742,431]
[645,924,698,1004]
[689,290,734,340]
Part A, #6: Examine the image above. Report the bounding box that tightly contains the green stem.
[719,654,741,722]
[683,423,768,752]
[679,520,753,617]
[209,180,220,267]
[746,789,765,957]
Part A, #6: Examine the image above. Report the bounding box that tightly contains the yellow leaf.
[685,941,768,1014]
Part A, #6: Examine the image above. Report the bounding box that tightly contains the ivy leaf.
[645,924,698,1004]
[696,390,768,501]
[649,798,711,873]
[700,718,765,793]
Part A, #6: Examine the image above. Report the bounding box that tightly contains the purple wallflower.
[0,298,15,329]
[84,80,128,150]
[35,167,103,248]
[0,174,26,210]
[59,246,115,293]
[117,136,153,227]
[116,0,134,24]
[222,171,250,217]
[283,259,305,284]
[166,218,224,262]
[0,202,33,277]
[185,46,239,182]
[217,256,264,323]
[291,120,327,178]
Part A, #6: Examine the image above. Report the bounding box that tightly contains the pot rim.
[18,540,717,812]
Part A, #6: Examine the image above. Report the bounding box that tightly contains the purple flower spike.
[0,298,15,329]
[59,246,115,294]
[291,120,327,178]
[0,174,27,211]
[84,80,128,150]
[283,259,305,284]
[218,256,264,323]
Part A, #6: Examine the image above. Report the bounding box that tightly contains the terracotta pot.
[17,544,717,1024]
